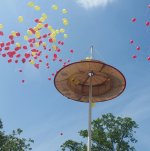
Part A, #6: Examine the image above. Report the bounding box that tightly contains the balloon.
[18,16,24,23]
[35,42,39,48]
[2,54,6,57]
[8,59,12,63]
[130,40,134,44]
[16,32,20,36]
[22,80,25,83]
[136,46,140,51]
[42,42,47,47]
[11,31,16,36]
[52,45,57,51]
[48,77,51,80]
[70,49,74,53]
[34,6,41,11]
[60,28,65,33]
[52,5,58,10]
[27,1,34,7]
[132,18,136,22]
[27,30,32,36]
[62,9,68,14]
[64,34,68,38]
[23,46,28,50]
[25,53,30,59]
[147,56,150,61]
[22,58,26,63]
[39,17,45,23]
[24,35,29,41]
[35,31,41,38]
[148,4,150,8]
[146,21,150,26]
[37,23,44,29]
[42,13,48,19]
[132,55,137,59]
[62,18,69,26]
[0,24,4,30]
[0,31,4,36]
[16,43,21,47]
[30,60,35,64]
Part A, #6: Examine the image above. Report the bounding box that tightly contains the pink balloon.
[130,40,134,44]
[132,18,136,22]
[146,21,150,26]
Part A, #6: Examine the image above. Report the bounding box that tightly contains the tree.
[61,113,138,151]
[0,118,34,151]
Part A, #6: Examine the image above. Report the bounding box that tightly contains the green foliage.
[61,140,87,151]
[61,113,138,151]
[0,119,34,151]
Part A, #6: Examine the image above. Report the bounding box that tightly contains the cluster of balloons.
[0,1,74,83]
[130,4,150,61]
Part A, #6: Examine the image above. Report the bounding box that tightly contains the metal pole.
[88,73,93,151]
[88,46,93,151]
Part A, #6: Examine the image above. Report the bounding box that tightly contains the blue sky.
[0,0,150,150]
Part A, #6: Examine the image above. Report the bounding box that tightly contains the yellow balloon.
[35,42,39,48]
[34,5,41,11]
[52,38,56,43]
[30,60,35,64]
[52,45,57,50]
[52,5,58,10]
[16,43,21,47]
[39,17,45,23]
[0,24,4,29]
[55,30,59,34]
[62,9,68,14]
[27,30,32,36]
[11,31,16,36]
[24,35,29,41]
[33,26,38,31]
[62,18,69,26]
[35,31,40,38]
[42,13,48,19]
[27,1,34,7]
[42,42,47,47]
[37,23,44,29]
[64,34,68,38]
[18,16,24,23]
[60,28,65,33]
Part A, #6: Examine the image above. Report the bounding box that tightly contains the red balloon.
[24,53,30,59]
[147,56,150,61]
[132,55,137,59]
[23,46,28,50]
[136,46,140,51]
[0,31,4,36]
[16,32,20,36]
[22,58,26,63]
[8,59,12,63]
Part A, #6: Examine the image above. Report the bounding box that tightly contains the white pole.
[88,73,92,151]
[88,46,93,151]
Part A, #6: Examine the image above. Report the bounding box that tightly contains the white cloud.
[76,0,117,9]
